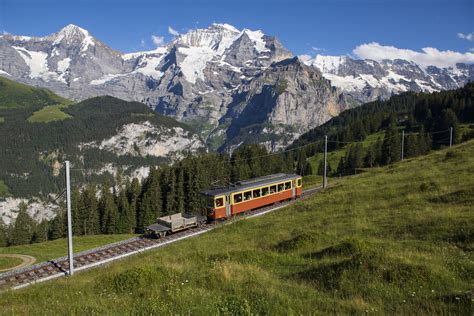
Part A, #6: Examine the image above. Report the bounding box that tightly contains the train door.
[225,195,231,218]
[292,179,296,198]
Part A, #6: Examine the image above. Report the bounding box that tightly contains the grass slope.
[0,234,136,264]
[27,104,72,123]
[0,77,67,109]
[0,142,473,314]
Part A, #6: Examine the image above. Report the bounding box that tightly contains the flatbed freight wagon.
[146,213,207,238]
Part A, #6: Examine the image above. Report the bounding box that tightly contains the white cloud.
[140,39,145,47]
[353,42,474,68]
[151,35,164,47]
[457,32,473,41]
[168,26,179,37]
[311,47,324,52]
[470,48,474,53]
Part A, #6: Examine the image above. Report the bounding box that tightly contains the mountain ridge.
[0,23,472,150]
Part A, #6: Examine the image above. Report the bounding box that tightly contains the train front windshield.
[205,195,215,215]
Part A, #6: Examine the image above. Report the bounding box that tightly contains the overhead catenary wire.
[51,190,67,203]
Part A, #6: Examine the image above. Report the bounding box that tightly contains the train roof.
[202,173,299,196]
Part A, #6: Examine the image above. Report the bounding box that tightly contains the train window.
[277,183,284,192]
[244,191,252,201]
[234,193,242,204]
[297,179,302,187]
[270,185,276,194]
[285,181,291,190]
[261,187,269,196]
[215,197,224,208]
[253,189,260,198]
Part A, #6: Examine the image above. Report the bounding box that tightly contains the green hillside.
[1,141,472,314]
[0,77,67,109]
[0,79,201,198]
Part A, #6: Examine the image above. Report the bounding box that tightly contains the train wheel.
[158,231,166,238]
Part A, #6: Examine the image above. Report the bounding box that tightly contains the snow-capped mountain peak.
[43,24,96,53]
[211,23,240,33]
[304,55,348,74]
[301,53,473,103]
[176,23,240,54]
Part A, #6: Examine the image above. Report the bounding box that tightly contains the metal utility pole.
[65,161,74,276]
[401,130,405,160]
[323,135,328,188]
[449,127,453,147]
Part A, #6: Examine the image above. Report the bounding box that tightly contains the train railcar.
[203,173,302,220]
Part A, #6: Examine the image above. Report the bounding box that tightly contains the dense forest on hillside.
[1,83,473,247]
[292,82,474,150]
[291,82,474,175]
[0,77,201,198]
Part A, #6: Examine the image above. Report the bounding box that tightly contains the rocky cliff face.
[1,24,472,151]
[215,57,346,151]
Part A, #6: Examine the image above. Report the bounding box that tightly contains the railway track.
[0,185,322,291]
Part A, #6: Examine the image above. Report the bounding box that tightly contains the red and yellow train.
[203,173,302,220]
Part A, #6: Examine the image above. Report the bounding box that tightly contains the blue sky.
[0,0,473,57]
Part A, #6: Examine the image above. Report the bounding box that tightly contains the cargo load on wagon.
[146,213,206,238]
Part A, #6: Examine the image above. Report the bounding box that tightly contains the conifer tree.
[176,168,185,213]
[116,189,131,233]
[32,220,49,243]
[81,185,100,235]
[374,138,383,166]
[136,168,162,232]
[0,220,7,247]
[49,210,66,240]
[364,144,377,167]
[185,161,203,214]
[164,168,177,215]
[346,143,364,171]
[71,188,82,235]
[98,183,118,234]
[382,122,401,165]
[296,150,307,176]
[127,178,140,231]
[336,156,346,176]
[405,134,420,158]
[10,203,35,245]
[434,108,460,145]
[303,161,313,176]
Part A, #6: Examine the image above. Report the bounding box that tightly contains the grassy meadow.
[27,104,72,123]
[0,141,473,314]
